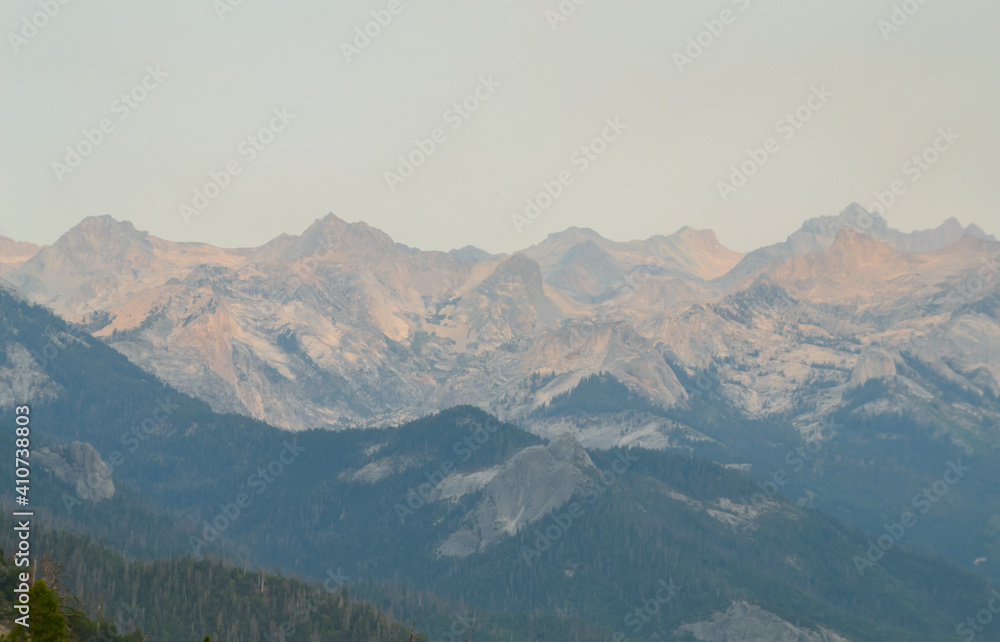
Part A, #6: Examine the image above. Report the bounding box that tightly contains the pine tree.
[27,580,68,642]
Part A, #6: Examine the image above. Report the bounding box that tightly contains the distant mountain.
[522,225,744,303]
[718,203,995,286]
[3,209,997,448]
[4,214,688,429]
[1,288,997,641]
[0,235,43,276]
[6,215,249,319]
[449,244,500,263]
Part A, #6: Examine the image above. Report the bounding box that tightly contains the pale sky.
[2,0,997,254]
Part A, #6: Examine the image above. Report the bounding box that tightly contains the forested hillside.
[4,281,1000,640]
[0,521,410,641]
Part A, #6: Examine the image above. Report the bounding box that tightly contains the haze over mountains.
[3,205,1000,640]
[0,236,42,277]
[2,205,997,449]
[2,290,997,641]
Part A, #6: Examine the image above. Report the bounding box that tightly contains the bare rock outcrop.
[438,433,598,556]
[848,347,897,388]
[0,344,63,408]
[35,441,115,502]
[677,601,851,642]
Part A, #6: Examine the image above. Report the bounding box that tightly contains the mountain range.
[2,205,1000,640]
[1,285,998,641]
[3,205,996,441]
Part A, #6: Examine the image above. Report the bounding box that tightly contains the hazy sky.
[2,0,997,254]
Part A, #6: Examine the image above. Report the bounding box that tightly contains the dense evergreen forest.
[1,543,145,641]
[0,524,411,641]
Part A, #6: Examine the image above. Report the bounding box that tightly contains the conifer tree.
[28,580,67,642]
[4,580,67,642]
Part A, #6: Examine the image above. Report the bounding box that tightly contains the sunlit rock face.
[5,208,998,449]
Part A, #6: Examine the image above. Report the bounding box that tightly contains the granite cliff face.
[35,441,115,502]
[678,602,852,642]
[5,213,696,430]
[0,285,85,408]
[437,433,599,557]
[3,207,998,450]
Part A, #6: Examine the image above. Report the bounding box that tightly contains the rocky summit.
[2,206,997,452]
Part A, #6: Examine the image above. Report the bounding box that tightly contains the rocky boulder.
[35,441,115,502]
